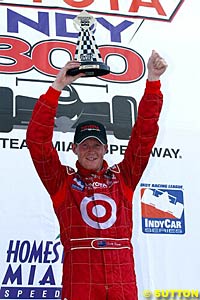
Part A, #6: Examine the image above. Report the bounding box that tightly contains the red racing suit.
[26,80,163,300]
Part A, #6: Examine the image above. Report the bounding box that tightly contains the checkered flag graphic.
[74,28,103,62]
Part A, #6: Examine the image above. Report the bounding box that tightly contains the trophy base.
[67,61,110,77]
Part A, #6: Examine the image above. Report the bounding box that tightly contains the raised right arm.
[26,61,83,196]
[26,86,67,196]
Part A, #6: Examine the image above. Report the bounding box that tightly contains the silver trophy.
[67,10,110,77]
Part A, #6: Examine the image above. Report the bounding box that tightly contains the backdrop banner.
[0,0,200,299]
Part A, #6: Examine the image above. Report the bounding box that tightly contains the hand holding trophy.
[67,10,110,77]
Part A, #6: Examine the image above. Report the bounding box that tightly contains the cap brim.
[76,135,107,145]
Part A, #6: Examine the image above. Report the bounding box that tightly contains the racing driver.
[26,50,167,300]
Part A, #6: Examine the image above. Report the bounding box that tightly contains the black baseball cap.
[74,120,107,145]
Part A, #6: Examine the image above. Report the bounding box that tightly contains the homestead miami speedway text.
[0,239,64,299]
[0,137,182,159]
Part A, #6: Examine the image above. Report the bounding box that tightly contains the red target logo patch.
[80,193,117,229]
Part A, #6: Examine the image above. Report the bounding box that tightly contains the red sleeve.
[119,80,163,190]
[26,86,67,196]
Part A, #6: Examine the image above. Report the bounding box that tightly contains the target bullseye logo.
[80,193,117,229]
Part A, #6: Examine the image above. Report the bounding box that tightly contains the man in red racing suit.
[26,51,167,300]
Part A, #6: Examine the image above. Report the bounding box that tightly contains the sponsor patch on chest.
[71,177,85,192]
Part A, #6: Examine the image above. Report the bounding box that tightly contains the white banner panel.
[0,0,200,299]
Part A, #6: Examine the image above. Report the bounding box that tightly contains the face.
[72,138,108,172]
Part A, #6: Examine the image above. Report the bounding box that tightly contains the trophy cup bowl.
[67,11,110,77]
